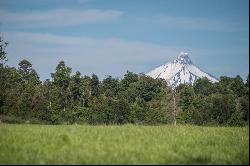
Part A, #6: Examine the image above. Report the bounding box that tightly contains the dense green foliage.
[176,77,249,126]
[0,36,249,126]
[0,124,248,164]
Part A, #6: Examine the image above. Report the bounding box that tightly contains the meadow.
[0,124,248,165]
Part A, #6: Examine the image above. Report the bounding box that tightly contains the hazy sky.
[0,0,249,80]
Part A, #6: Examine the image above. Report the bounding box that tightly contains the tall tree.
[0,36,8,109]
[208,93,236,124]
[0,36,8,67]
[70,71,84,107]
[177,84,195,123]
[121,71,138,89]
[193,77,214,96]
[246,74,249,87]
[90,74,99,97]
[229,75,246,97]
[101,75,119,98]
[81,75,92,107]
[18,59,40,85]
[51,61,72,112]
[245,74,249,96]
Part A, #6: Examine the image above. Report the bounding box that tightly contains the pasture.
[0,124,248,164]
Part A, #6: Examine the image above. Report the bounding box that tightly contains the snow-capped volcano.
[146,52,218,87]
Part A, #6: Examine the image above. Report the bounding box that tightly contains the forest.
[0,37,249,126]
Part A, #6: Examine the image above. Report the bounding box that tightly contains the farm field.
[0,124,248,165]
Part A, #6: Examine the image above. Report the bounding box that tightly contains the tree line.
[0,37,249,126]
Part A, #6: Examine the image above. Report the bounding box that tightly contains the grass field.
[0,124,248,165]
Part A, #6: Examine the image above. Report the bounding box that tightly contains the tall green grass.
[0,124,248,164]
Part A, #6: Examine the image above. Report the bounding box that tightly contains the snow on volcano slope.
[146,52,218,87]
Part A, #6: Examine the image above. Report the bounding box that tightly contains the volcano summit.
[146,52,218,87]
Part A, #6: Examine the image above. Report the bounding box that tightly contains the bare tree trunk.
[173,89,176,125]
[165,81,177,126]
[80,98,84,107]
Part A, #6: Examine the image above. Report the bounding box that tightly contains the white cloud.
[0,9,123,27]
[4,32,246,81]
[3,31,184,80]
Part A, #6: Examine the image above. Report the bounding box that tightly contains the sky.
[0,0,249,81]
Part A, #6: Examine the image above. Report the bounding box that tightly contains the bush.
[227,111,246,126]
[0,115,25,124]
